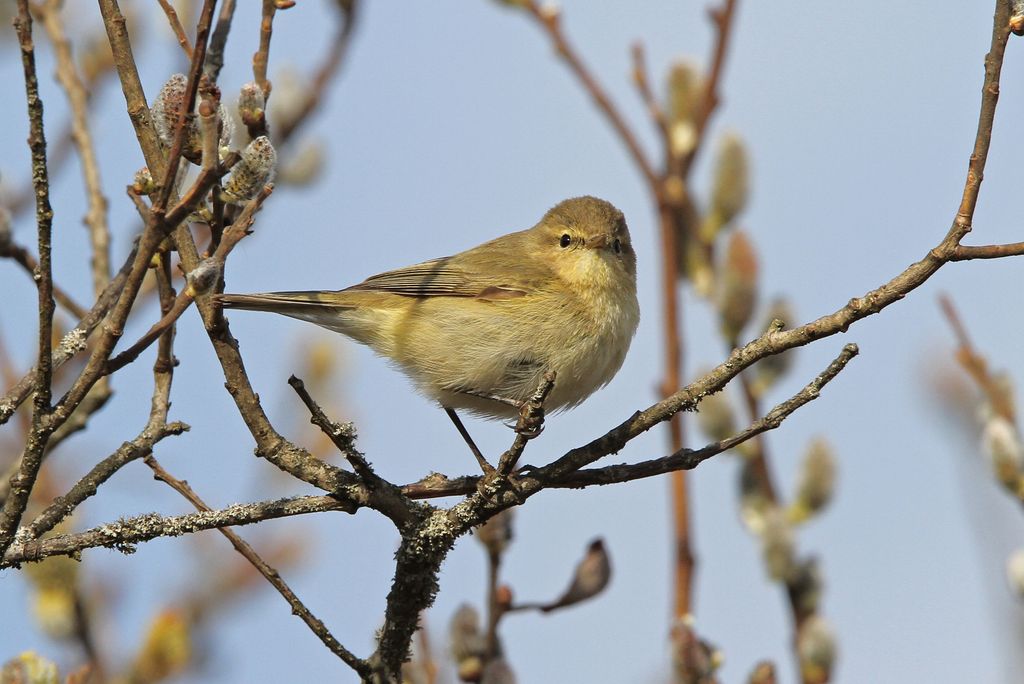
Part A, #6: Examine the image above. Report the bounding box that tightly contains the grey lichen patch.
[419,510,457,545]
[57,328,88,358]
[13,526,32,546]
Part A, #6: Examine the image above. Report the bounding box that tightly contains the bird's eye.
[559,233,571,248]
[612,238,622,254]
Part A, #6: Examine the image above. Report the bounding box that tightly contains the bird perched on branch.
[219,196,639,455]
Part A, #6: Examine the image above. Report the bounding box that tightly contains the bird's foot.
[515,399,546,439]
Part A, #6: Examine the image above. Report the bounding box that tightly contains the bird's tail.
[216,291,353,314]
[216,291,373,341]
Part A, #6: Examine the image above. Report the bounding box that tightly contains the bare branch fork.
[143,454,373,678]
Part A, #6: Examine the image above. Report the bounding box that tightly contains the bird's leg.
[457,372,557,441]
[444,408,494,474]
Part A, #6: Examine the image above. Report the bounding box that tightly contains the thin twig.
[144,455,373,677]
[39,0,111,300]
[103,292,194,376]
[205,0,237,82]
[288,377,374,480]
[253,0,277,97]
[484,547,504,658]
[276,0,360,145]
[1,240,87,318]
[289,375,416,526]
[0,241,137,428]
[548,344,859,487]
[105,184,270,377]
[951,241,1024,261]
[630,42,671,152]
[153,0,218,214]
[25,422,188,539]
[682,0,740,174]
[523,1,658,189]
[157,0,195,60]
[736,372,778,502]
[939,294,1014,422]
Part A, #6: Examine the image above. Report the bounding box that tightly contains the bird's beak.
[586,234,610,250]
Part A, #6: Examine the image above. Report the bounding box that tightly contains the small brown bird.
[219,196,639,427]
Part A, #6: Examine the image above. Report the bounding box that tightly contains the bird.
[218,196,639,458]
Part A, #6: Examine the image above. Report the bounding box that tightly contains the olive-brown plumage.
[219,196,639,419]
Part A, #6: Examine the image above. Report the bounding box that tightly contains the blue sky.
[2,2,1023,682]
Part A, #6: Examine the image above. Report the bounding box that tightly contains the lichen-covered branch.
[25,423,189,539]
[0,0,57,561]
[2,495,355,566]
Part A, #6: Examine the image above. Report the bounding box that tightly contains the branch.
[938,294,1014,421]
[97,0,167,179]
[25,422,189,538]
[522,1,658,189]
[157,0,194,60]
[39,0,111,299]
[276,0,360,145]
[288,375,417,526]
[0,239,87,318]
[0,240,137,427]
[0,342,856,567]
[103,184,270,377]
[205,0,237,82]
[950,241,1024,261]
[42,0,218,432]
[496,371,556,475]
[547,344,858,487]
[0,0,56,560]
[2,495,355,566]
[253,0,278,97]
[630,42,670,154]
[143,456,372,678]
[682,0,740,174]
[955,1,1011,226]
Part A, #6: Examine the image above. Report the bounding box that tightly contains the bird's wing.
[346,257,481,297]
[345,251,548,300]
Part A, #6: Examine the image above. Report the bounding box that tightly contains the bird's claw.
[515,399,546,439]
